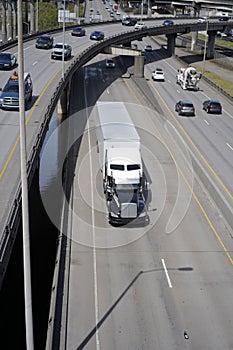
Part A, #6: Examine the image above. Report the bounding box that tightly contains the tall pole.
[62,0,66,78]
[140,0,143,21]
[18,1,34,349]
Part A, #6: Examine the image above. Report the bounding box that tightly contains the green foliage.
[37,2,84,31]
[38,2,60,31]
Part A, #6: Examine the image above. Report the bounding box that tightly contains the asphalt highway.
[0,7,232,348]
[51,48,233,349]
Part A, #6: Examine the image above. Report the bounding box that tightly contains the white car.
[197,17,208,23]
[105,58,115,68]
[134,22,147,30]
[152,68,165,81]
[144,44,152,52]
[51,43,72,60]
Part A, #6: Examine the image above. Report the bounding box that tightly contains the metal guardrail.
[0,19,233,286]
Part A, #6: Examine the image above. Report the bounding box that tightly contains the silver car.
[175,100,195,116]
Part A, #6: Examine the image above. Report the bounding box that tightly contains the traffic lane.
[63,106,183,349]
[63,59,233,349]
[142,55,233,196]
[66,108,233,350]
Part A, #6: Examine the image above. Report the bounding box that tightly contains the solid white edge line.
[161,258,172,288]
[84,68,100,350]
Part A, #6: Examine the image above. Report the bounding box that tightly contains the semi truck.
[96,101,148,225]
[176,66,202,90]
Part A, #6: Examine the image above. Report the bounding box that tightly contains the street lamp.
[18,1,34,349]
[140,0,143,22]
[62,0,66,78]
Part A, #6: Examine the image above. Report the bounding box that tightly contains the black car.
[71,27,86,36]
[203,100,222,114]
[122,17,137,26]
[35,34,54,49]
[90,31,104,40]
[0,52,17,69]
[219,16,229,21]
[175,100,195,116]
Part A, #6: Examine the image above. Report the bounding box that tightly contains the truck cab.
[0,72,33,110]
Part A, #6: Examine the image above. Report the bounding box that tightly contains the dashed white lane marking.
[161,258,172,288]
[226,142,233,151]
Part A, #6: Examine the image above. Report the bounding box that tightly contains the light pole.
[62,0,66,78]
[18,0,34,349]
[140,0,143,21]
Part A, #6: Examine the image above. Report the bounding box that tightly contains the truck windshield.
[116,184,138,190]
[4,84,19,93]
[110,164,124,171]
[127,164,140,170]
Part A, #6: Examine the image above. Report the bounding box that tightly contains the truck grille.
[3,97,19,106]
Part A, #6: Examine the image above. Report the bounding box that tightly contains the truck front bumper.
[109,214,149,226]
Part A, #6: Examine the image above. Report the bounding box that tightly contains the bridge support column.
[191,31,198,51]
[57,85,70,119]
[134,56,144,78]
[206,31,216,59]
[166,33,177,56]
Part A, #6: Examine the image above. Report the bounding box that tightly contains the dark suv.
[35,34,54,49]
[71,27,86,36]
[122,17,137,26]
[203,100,222,114]
[175,100,195,116]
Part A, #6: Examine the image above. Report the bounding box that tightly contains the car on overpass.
[90,30,105,40]
[0,72,33,110]
[122,17,137,26]
[51,43,72,60]
[35,34,54,49]
[219,16,229,21]
[134,22,147,30]
[0,52,17,70]
[71,27,86,37]
[162,19,174,26]
[197,17,208,23]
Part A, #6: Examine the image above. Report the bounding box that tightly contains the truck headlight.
[110,212,119,218]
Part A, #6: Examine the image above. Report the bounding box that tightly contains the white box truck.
[96,101,148,225]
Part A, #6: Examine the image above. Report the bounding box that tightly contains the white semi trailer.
[96,101,148,225]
